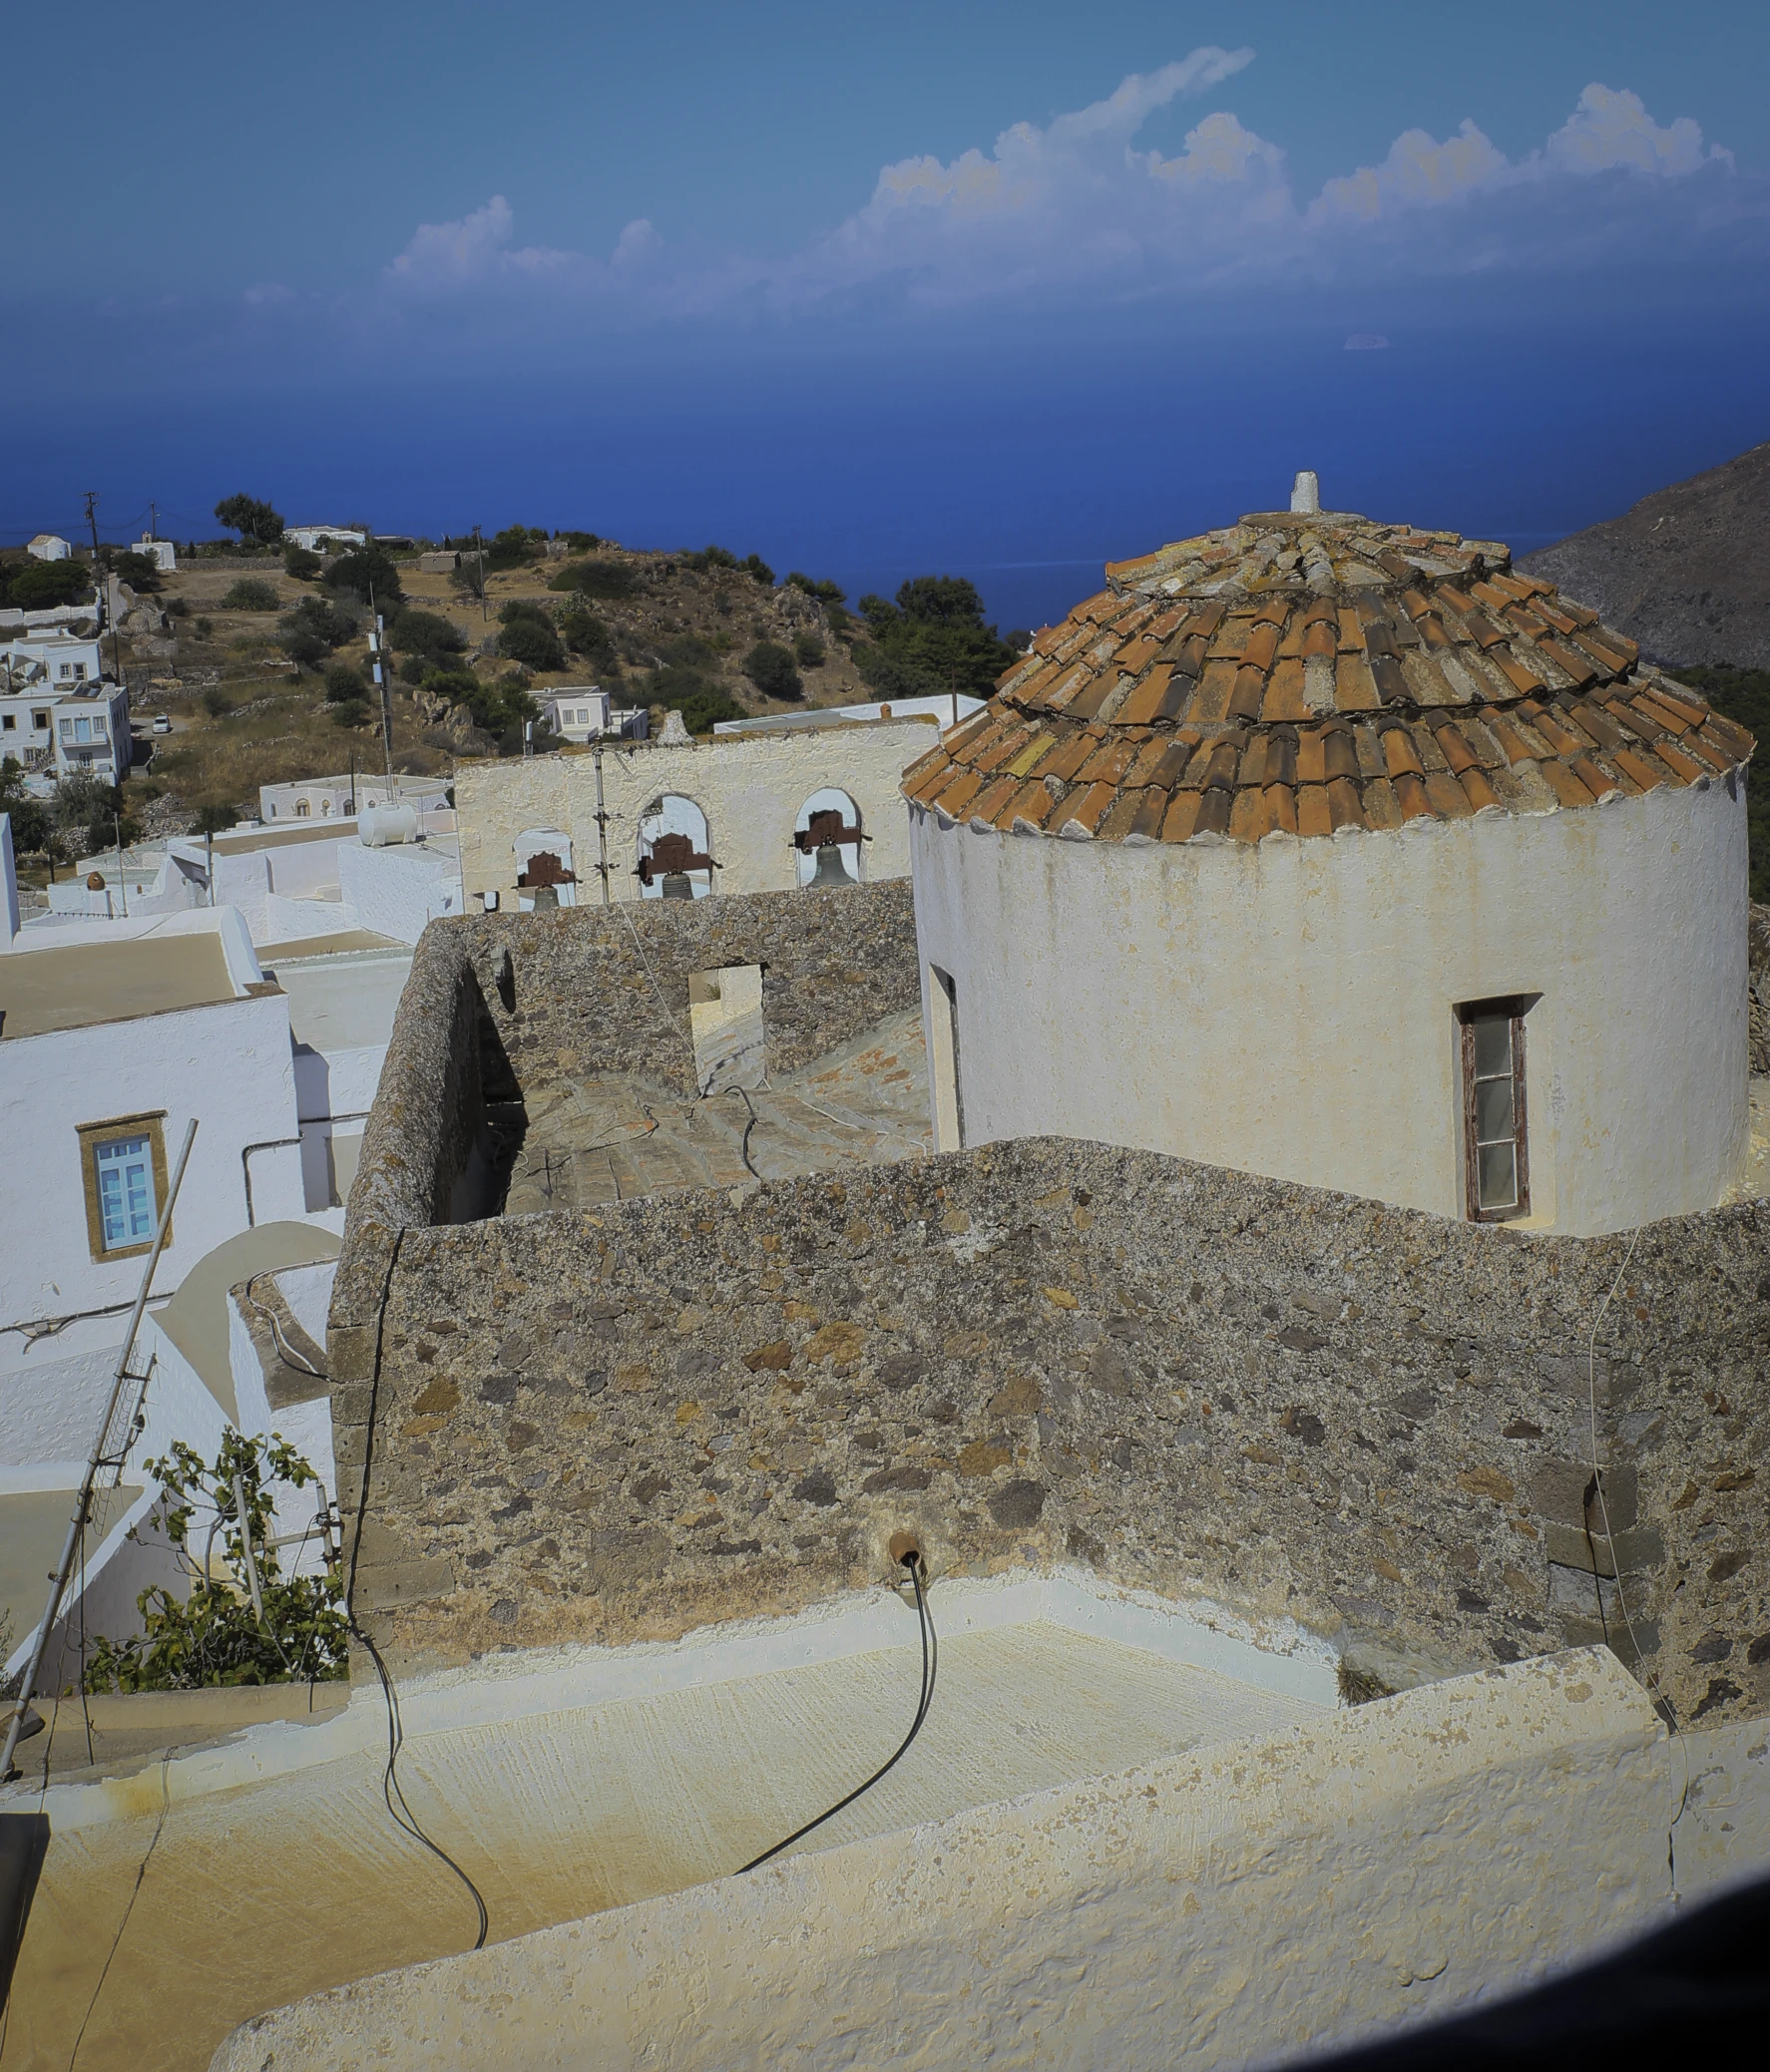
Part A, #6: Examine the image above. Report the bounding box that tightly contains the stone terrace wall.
[332,1136,1770,1728]
[455,877,919,1099]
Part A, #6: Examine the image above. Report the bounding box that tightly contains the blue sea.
[5,311,1762,636]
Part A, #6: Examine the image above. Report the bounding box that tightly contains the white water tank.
[358,801,419,848]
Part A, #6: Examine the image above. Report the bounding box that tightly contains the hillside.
[1519,442,1770,669]
[98,537,918,835]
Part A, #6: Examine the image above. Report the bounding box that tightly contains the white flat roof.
[0,934,240,1037]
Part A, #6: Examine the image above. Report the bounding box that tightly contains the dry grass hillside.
[112,539,874,835]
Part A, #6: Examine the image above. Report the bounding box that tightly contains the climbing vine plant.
[84,1430,349,1692]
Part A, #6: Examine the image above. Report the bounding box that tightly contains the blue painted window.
[94,1135,156,1249]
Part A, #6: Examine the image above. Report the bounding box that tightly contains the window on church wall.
[1459,999,1531,1222]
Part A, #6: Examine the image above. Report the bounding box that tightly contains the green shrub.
[324,662,367,703]
[498,617,566,672]
[195,802,239,834]
[549,559,638,600]
[556,530,600,553]
[83,1431,345,1692]
[390,606,466,660]
[786,572,846,605]
[278,595,357,671]
[283,545,322,581]
[195,617,214,639]
[485,525,548,571]
[1,557,94,611]
[561,609,614,658]
[202,688,234,718]
[743,639,802,700]
[682,544,738,572]
[321,546,404,606]
[330,699,372,729]
[743,553,774,587]
[793,632,825,668]
[221,578,279,613]
[108,550,163,593]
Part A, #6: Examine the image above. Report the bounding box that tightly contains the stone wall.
[457,875,918,1098]
[331,1133,1770,1729]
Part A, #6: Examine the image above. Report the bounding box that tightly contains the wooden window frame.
[76,1110,171,1262]
[1458,1000,1531,1224]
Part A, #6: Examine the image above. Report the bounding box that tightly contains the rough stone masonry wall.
[456,876,919,1100]
[332,1136,1770,1729]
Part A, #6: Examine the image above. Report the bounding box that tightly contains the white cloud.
[1311,121,1510,223]
[387,195,573,292]
[612,218,662,266]
[372,66,1756,336]
[1545,84,1728,178]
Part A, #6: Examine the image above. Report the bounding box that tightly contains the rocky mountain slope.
[1520,442,1770,668]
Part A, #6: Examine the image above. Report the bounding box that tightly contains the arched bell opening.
[793,788,863,887]
[638,794,714,900]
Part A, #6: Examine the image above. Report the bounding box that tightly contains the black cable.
[66,1747,175,2070]
[345,1228,489,1950]
[738,1551,937,1874]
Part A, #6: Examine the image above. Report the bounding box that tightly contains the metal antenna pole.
[594,740,611,906]
[1,1118,198,1782]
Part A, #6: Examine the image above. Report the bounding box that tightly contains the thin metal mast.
[1,1119,198,1781]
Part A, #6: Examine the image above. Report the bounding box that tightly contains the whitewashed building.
[456,706,962,910]
[903,484,1754,1236]
[283,525,367,554]
[259,771,451,823]
[25,534,72,562]
[134,535,177,573]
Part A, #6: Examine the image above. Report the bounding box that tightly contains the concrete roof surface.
[0,934,237,1037]
[8,1589,1327,2072]
[268,950,412,1052]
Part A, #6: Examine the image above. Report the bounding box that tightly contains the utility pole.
[148,501,158,542]
[593,740,612,905]
[84,491,124,683]
[472,525,488,622]
[115,812,129,918]
[367,586,395,794]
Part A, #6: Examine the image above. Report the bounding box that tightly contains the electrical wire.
[66,1747,175,2071]
[242,1271,329,1381]
[345,1228,489,1950]
[738,1552,937,1874]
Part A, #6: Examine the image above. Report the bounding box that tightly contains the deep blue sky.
[7,2,1766,629]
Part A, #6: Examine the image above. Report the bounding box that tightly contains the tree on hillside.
[485,526,547,572]
[390,607,466,663]
[853,576,1018,702]
[213,494,285,549]
[322,545,404,606]
[2,558,96,612]
[743,640,802,701]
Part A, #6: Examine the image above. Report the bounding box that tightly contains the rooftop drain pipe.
[1290,470,1321,515]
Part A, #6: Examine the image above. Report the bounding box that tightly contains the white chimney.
[1290,470,1321,515]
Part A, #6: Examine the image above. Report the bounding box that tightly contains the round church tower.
[904,486,1754,1235]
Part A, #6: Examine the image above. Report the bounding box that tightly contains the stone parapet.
[333,1131,1770,1726]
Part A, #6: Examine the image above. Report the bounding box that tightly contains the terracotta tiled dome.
[903,502,1754,845]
